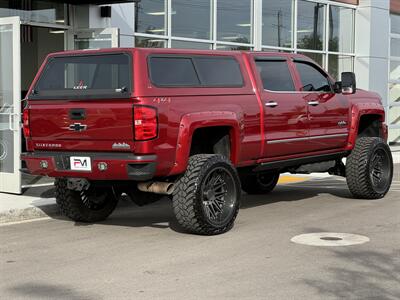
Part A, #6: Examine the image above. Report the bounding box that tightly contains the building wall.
[108,0,357,80]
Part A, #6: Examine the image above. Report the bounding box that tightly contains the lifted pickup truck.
[21,48,393,235]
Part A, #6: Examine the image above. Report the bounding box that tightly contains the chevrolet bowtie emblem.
[67,123,87,132]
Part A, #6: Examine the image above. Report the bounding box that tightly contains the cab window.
[294,61,332,92]
[255,59,295,91]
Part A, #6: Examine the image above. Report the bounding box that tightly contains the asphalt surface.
[1,176,400,300]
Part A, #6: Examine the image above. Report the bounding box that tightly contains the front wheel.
[346,137,393,199]
[55,179,119,222]
[172,154,241,235]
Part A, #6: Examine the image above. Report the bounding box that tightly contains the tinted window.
[255,60,295,91]
[295,61,332,92]
[149,57,200,86]
[194,57,243,86]
[33,53,131,99]
[149,56,243,87]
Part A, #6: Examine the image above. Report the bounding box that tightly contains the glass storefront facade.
[113,0,356,78]
[389,13,400,146]
[0,0,67,25]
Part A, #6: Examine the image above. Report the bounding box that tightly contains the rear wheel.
[346,137,393,199]
[172,154,241,235]
[55,179,119,222]
[241,171,280,195]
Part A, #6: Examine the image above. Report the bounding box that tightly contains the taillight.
[23,109,30,137]
[133,106,158,141]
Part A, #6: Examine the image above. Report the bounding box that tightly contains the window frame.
[147,54,245,88]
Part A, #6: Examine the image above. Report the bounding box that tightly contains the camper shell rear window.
[148,55,244,87]
[30,53,132,100]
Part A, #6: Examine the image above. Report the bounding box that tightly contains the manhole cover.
[291,232,369,247]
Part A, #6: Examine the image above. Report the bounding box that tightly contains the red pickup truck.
[21,48,393,235]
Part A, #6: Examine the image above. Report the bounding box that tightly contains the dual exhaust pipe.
[137,181,174,195]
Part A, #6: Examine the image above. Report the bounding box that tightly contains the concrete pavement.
[1,176,399,299]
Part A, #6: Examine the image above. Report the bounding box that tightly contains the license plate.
[70,156,91,171]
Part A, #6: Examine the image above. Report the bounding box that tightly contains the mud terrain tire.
[346,137,393,199]
[172,154,241,235]
[55,179,119,222]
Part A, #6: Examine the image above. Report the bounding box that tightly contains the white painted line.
[0,216,52,227]
[21,183,54,188]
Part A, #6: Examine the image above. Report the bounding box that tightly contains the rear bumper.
[21,151,157,181]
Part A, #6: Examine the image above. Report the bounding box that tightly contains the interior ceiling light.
[147,29,165,33]
[49,30,65,34]
[147,11,176,16]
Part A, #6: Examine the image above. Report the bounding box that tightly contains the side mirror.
[341,72,356,94]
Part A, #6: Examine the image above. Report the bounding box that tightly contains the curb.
[0,203,59,225]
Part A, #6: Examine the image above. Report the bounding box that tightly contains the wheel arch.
[346,104,386,150]
[169,111,241,176]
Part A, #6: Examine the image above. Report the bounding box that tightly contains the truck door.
[253,56,310,158]
[293,59,350,151]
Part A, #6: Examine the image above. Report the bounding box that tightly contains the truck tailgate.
[29,100,133,150]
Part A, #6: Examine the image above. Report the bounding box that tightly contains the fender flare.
[346,103,385,150]
[168,111,242,176]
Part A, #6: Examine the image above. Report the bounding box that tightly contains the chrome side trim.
[267,133,348,144]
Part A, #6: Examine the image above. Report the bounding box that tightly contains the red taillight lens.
[23,109,30,137]
[134,106,158,141]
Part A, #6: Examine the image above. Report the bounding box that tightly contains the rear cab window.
[30,52,132,99]
[148,55,244,87]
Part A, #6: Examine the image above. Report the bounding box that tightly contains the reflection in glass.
[216,44,251,51]
[262,48,292,53]
[262,0,293,48]
[389,83,400,104]
[0,24,14,173]
[389,107,400,127]
[390,61,400,81]
[328,55,353,81]
[391,38,400,57]
[135,0,166,35]
[171,40,211,49]
[0,0,65,24]
[135,36,166,48]
[297,52,324,67]
[391,13,400,35]
[217,0,252,44]
[297,0,325,50]
[329,6,354,53]
[388,128,400,146]
[172,0,211,39]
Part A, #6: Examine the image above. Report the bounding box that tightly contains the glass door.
[0,17,21,194]
[73,28,119,50]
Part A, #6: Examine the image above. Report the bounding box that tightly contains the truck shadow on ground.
[7,282,99,300]
[60,178,381,233]
[301,245,400,299]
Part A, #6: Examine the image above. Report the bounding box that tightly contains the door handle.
[308,101,319,106]
[265,101,278,108]
[9,113,19,131]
